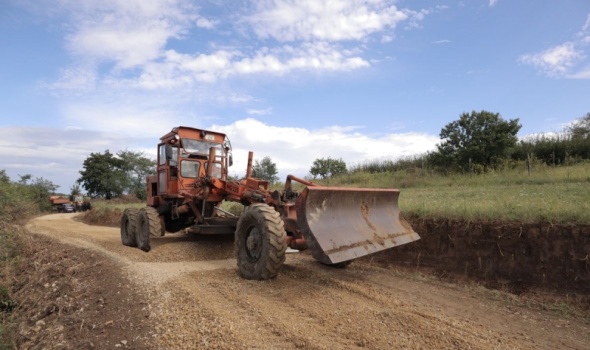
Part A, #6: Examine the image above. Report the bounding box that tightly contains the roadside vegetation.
[306,111,590,224]
[0,170,60,349]
[320,161,590,224]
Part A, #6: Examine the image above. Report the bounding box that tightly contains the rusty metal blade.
[296,186,420,264]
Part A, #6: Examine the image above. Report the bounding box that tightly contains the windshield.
[181,138,225,157]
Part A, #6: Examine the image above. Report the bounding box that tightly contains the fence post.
[527,152,532,175]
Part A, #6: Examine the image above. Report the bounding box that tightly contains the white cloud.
[211,118,438,178]
[519,42,584,78]
[63,0,197,69]
[47,64,97,93]
[489,0,499,7]
[122,42,370,89]
[196,16,218,29]
[520,16,590,79]
[432,39,451,44]
[0,126,139,191]
[247,108,273,116]
[582,14,590,33]
[245,0,410,42]
[0,120,438,192]
[37,0,386,95]
[60,100,188,139]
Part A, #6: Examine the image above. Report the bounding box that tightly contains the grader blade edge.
[295,186,420,264]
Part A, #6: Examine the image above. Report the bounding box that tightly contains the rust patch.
[360,201,385,245]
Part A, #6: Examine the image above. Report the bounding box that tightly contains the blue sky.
[1,0,589,192]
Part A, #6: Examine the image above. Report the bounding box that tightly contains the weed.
[0,286,16,313]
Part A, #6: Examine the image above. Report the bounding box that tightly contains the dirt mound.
[6,233,153,349]
[80,207,123,228]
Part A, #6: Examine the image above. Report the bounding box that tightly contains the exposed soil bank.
[374,216,590,295]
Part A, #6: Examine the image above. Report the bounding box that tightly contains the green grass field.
[86,162,590,224]
[318,162,590,224]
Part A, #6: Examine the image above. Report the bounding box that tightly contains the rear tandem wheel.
[235,204,287,280]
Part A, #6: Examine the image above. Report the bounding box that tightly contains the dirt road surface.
[24,213,589,349]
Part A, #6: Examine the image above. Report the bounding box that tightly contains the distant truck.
[49,196,72,212]
[49,195,91,213]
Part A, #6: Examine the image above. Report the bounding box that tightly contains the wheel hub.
[245,227,262,261]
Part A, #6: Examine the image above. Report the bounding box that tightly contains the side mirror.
[165,144,173,160]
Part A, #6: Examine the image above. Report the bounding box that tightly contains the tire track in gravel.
[26,214,590,350]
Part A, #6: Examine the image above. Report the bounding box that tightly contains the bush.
[0,223,24,350]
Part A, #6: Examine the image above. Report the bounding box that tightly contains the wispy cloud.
[519,15,590,79]
[489,0,499,7]
[432,39,450,44]
[247,108,273,116]
[35,0,429,95]
[519,42,584,78]
[244,0,415,42]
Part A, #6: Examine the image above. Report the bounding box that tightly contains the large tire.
[120,208,138,247]
[136,207,162,252]
[235,204,287,280]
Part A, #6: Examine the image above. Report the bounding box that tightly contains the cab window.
[181,160,200,178]
[206,162,222,178]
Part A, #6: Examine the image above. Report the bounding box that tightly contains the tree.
[0,171,58,219]
[0,170,9,184]
[432,110,521,172]
[310,157,347,179]
[27,177,59,211]
[117,150,156,200]
[568,112,590,140]
[78,150,127,199]
[251,156,279,183]
[18,174,32,184]
[70,183,82,196]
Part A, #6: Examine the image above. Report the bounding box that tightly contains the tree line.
[0,171,59,221]
[350,111,590,175]
[74,110,589,199]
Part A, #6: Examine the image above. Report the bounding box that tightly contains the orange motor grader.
[120,126,420,280]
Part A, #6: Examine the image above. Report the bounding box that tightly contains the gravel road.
[25,214,589,349]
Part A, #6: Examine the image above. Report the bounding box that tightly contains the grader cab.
[121,126,419,280]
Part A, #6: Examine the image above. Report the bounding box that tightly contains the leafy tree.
[432,110,521,172]
[70,183,82,196]
[78,150,127,199]
[568,112,590,140]
[0,170,9,184]
[310,157,347,179]
[251,156,279,183]
[26,177,59,211]
[17,174,32,184]
[117,150,156,200]
[0,169,59,220]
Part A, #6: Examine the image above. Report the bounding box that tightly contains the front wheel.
[235,204,287,280]
[120,208,138,247]
[136,207,163,252]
